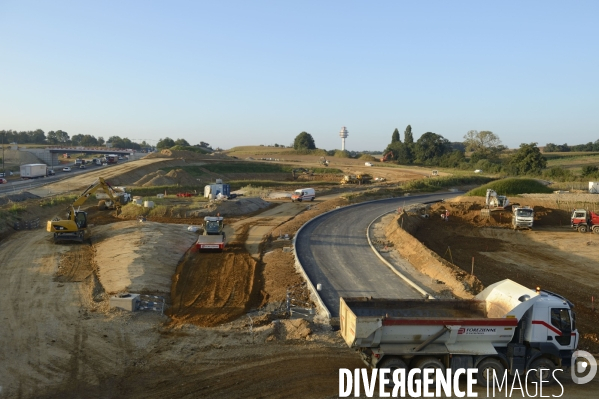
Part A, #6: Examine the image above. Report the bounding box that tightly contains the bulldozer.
[340,173,372,185]
[47,177,125,243]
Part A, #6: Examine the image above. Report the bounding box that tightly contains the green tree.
[97,136,105,146]
[80,134,98,146]
[391,128,400,143]
[414,132,451,163]
[404,125,414,144]
[293,132,316,150]
[55,130,70,144]
[464,130,503,161]
[71,134,84,146]
[157,137,176,149]
[175,138,190,146]
[507,143,547,175]
[581,165,599,177]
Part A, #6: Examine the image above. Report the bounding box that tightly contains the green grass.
[465,178,553,196]
[544,153,599,170]
[401,176,495,192]
[201,162,341,175]
[169,145,211,153]
[160,165,206,177]
[39,195,78,207]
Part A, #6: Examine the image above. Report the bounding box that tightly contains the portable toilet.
[590,182,599,194]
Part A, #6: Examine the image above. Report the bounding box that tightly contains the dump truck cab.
[340,279,578,386]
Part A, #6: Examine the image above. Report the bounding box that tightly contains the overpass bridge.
[18,147,134,167]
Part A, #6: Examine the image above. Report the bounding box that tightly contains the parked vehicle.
[0,178,7,184]
[291,188,315,202]
[365,162,373,167]
[63,167,72,172]
[571,208,599,233]
[20,164,47,179]
[340,279,578,386]
[512,206,534,229]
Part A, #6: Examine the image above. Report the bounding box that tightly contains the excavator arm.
[47,177,123,243]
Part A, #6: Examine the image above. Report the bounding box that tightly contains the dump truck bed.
[196,234,225,250]
[340,297,517,355]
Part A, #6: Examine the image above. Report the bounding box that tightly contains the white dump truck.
[340,279,578,386]
[513,206,534,229]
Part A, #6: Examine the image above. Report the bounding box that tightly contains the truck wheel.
[578,225,588,233]
[378,356,407,371]
[593,226,599,234]
[528,358,556,385]
[377,357,407,387]
[476,358,505,387]
[413,357,443,389]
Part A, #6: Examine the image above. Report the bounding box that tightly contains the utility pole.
[1,131,4,174]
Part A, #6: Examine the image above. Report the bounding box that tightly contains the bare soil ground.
[402,196,599,352]
[3,150,599,397]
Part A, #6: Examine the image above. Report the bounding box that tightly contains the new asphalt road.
[295,192,460,317]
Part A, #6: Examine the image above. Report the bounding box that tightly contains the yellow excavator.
[47,177,126,243]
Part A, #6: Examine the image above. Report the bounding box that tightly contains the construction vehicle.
[485,189,510,210]
[380,151,394,162]
[291,168,312,180]
[512,206,534,229]
[196,216,226,250]
[95,186,131,209]
[340,173,371,185]
[340,279,579,386]
[319,157,329,167]
[571,208,599,233]
[47,178,124,242]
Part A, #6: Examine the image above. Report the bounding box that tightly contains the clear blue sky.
[1,1,597,151]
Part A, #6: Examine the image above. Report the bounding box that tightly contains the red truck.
[571,208,599,233]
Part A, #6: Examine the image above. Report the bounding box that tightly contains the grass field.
[161,163,342,176]
[544,152,599,171]
[466,178,553,196]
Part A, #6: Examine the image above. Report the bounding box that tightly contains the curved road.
[296,192,459,317]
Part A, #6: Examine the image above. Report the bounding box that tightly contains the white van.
[291,188,315,202]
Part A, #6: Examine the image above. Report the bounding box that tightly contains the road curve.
[295,192,459,317]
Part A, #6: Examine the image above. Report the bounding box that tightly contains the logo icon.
[571,350,597,384]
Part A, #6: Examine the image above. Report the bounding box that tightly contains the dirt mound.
[167,226,261,327]
[434,197,571,228]
[137,168,201,187]
[385,213,482,298]
[93,221,198,294]
[212,197,272,216]
[268,319,312,341]
[134,170,166,185]
[164,168,201,186]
